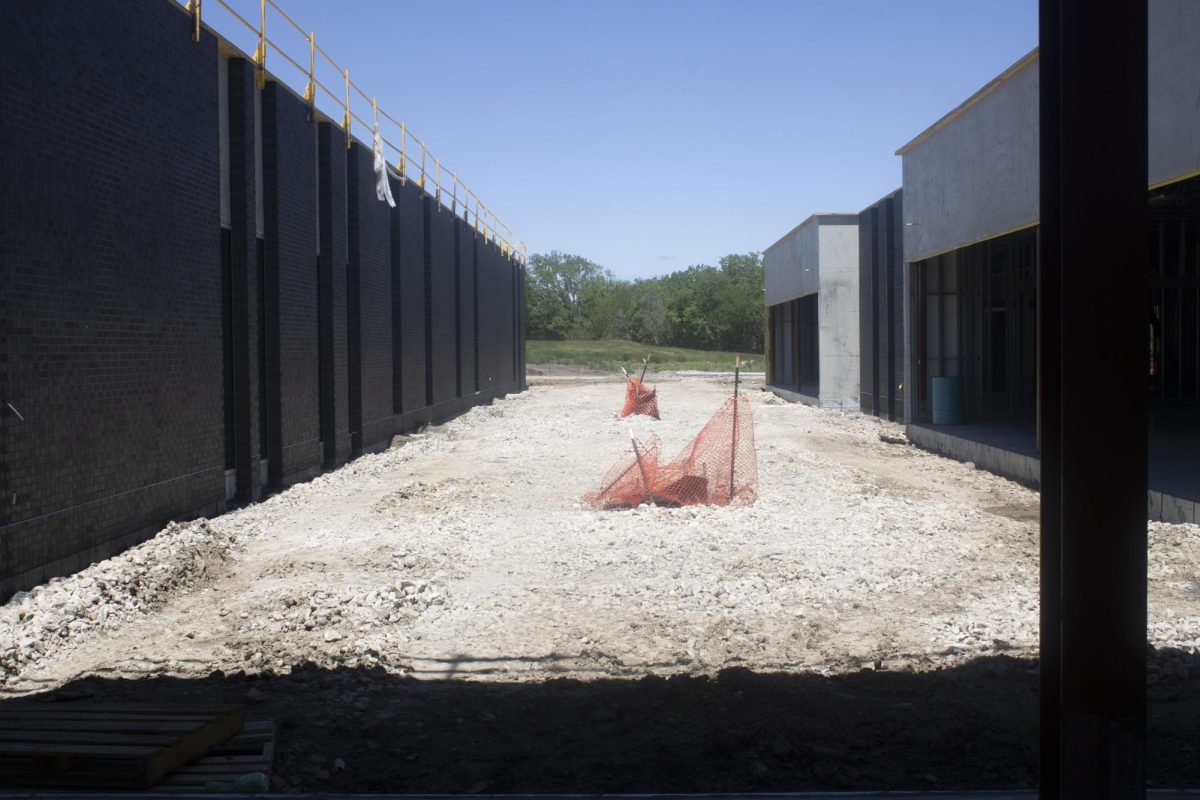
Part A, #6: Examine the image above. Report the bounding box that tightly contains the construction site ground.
[2,378,1199,792]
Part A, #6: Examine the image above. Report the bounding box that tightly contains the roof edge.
[858,187,903,215]
[764,212,860,254]
[895,48,1039,157]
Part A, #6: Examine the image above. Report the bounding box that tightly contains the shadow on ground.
[4,653,1199,792]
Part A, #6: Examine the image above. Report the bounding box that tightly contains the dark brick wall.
[0,0,225,596]
[859,208,877,415]
[473,233,483,393]
[518,261,528,388]
[393,179,427,417]
[317,122,350,467]
[476,241,498,393]
[0,1,526,599]
[457,220,477,397]
[518,261,528,391]
[428,202,458,407]
[888,192,904,421]
[492,243,506,392]
[858,189,904,421]
[261,81,320,488]
[347,143,394,453]
[511,256,521,386]
[226,57,262,502]
[497,251,516,388]
[472,239,522,398]
[494,242,514,394]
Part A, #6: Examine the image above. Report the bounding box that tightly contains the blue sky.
[214,0,1037,280]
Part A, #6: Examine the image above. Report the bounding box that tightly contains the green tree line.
[525,251,764,353]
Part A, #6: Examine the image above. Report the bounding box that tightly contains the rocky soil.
[2,378,1198,792]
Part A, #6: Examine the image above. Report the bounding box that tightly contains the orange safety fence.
[620,377,660,419]
[583,436,663,511]
[585,395,757,509]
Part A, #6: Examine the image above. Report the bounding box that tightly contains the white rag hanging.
[373,130,395,208]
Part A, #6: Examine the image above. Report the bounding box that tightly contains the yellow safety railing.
[185,0,526,264]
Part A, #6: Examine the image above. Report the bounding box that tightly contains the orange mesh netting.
[583,436,662,510]
[620,377,660,419]
[586,395,757,509]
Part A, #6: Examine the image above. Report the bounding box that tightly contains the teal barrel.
[931,376,964,425]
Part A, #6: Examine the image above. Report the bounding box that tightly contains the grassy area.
[526,339,762,373]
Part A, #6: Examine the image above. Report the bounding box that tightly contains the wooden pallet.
[0,703,243,789]
[150,718,274,792]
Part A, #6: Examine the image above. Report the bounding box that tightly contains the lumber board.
[0,720,207,733]
[0,704,244,788]
[150,718,273,793]
[0,743,159,757]
[0,704,239,715]
[0,731,176,746]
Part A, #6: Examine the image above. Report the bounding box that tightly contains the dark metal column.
[1039,1,1148,797]
[1037,1,1062,793]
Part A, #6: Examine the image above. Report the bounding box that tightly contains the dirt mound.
[0,519,240,682]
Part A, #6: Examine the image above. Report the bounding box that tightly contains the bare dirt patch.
[2,379,1198,791]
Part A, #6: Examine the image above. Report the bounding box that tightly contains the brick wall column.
[261,81,321,488]
[226,57,261,502]
[317,122,350,467]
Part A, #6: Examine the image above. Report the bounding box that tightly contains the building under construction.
[763,214,860,410]
[899,3,1200,522]
[765,0,1200,522]
[0,0,527,599]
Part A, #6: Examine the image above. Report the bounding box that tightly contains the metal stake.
[730,357,741,501]
[630,434,654,507]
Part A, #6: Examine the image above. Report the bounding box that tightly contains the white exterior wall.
[763,215,859,410]
[816,223,860,409]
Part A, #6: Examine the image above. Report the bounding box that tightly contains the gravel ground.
[2,378,1199,792]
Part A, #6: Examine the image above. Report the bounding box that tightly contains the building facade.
[764,214,860,409]
[0,0,527,599]
[894,0,1200,519]
[761,1,1199,519]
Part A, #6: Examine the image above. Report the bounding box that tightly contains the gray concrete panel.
[816,223,860,409]
[764,215,859,409]
[900,56,1039,264]
[902,4,1199,265]
[763,217,820,306]
[1149,0,1200,187]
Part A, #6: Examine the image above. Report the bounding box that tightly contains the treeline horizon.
[524,251,764,354]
